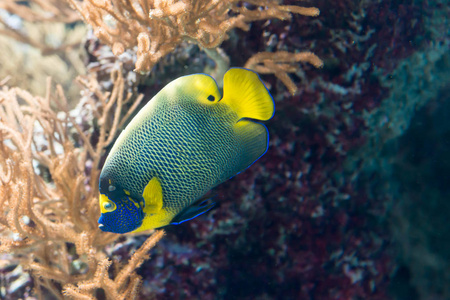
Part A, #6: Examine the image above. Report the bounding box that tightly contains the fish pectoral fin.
[170,197,216,225]
[142,177,163,214]
[221,68,274,121]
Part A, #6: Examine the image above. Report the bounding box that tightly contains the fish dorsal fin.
[142,177,163,214]
[221,68,274,121]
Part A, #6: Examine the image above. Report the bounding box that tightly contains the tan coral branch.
[66,0,320,74]
[0,66,151,298]
[245,51,324,95]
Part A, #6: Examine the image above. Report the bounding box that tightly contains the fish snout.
[98,208,142,233]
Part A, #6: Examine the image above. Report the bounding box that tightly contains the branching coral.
[0,32,86,101]
[245,51,324,95]
[66,0,322,93]
[63,230,164,299]
[0,1,83,54]
[0,68,164,299]
[0,1,87,99]
[0,0,80,23]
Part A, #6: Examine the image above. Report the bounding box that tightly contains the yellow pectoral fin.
[132,208,174,233]
[142,177,163,214]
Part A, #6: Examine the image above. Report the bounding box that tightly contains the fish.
[98,68,274,234]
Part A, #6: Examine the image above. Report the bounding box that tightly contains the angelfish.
[98,68,274,234]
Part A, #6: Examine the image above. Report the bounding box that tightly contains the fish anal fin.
[221,68,274,121]
[142,177,163,214]
[170,197,216,225]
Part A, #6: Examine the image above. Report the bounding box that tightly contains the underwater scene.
[0,0,449,299]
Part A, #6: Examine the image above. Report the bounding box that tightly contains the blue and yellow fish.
[98,68,274,233]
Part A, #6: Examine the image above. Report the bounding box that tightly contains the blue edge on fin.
[170,197,217,225]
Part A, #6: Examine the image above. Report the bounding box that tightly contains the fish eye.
[207,95,215,101]
[103,201,115,212]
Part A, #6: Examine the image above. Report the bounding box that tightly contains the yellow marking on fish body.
[128,197,140,209]
[132,207,173,233]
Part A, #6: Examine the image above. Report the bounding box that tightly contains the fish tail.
[221,68,274,121]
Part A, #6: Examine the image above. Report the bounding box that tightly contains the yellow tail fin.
[221,68,274,121]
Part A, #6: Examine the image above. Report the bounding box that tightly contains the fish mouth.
[98,214,115,233]
[98,221,116,233]
[98,209,143,233]
[98,219,141,233]
[98,223,111,232]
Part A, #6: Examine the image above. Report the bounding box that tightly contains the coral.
[0,1,87,100]
[63,230,164,299]
[0,0,79,23]
[0,0,80,49]
[0,67,164,299]
[66,0,322,93]
[0,31,86,101]
[245,51,323,95]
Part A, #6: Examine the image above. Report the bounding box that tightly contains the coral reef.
[0,0,80,48]
[385,90,450,300]
[0,1,87,100]
[67,0,322,93]
[0,67,164,299]
[353,1,450,298]
[0,0,448,299]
